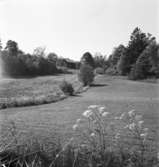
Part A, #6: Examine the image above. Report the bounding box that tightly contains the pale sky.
[0,0,158,60]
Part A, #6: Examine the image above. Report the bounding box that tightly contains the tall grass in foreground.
[0,105,158,167]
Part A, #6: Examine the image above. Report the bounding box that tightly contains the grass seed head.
[82,110,93,118]
[138,120,144,129]
[90,133,95,137]
[128,110,136,117]
[98,106,106,113]
[73,124,78,131]
[88,105,98,109]
[119,112,126,119]
[102,112,109,117]
[128,122,136,130]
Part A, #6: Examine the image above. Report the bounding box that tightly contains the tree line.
[78,27,159,81]
[105,27,159,80]
[0,27,158,80]
[0,41,79,77]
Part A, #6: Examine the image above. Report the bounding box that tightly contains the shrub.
[1,42,60,77]
[105,67,118,75]
[95,67,105,74]
[78,64,94,86]
[60,80,74,96]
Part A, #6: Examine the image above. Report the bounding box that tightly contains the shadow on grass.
[90,83,108,87]
[2,70,73,79]
[71,94,82,97]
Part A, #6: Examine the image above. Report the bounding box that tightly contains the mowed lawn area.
[0,75,159,149]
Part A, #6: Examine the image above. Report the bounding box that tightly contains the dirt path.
[0,76,159,142]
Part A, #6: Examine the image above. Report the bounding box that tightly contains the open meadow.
[0,75,158,150]
[0,72,81,109]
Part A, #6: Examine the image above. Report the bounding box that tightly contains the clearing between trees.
[0,75,158,142]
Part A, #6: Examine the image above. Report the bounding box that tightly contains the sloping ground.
[0,75,159,147]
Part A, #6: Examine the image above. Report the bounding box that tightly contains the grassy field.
[0,72,81,109]
[0,75,159,166]
[0,75,158,139]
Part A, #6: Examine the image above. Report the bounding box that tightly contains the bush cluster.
[78,64,94,86]
[0,40,79,77]
[1,51,59,77]
[59,80,74,96]
[95,67,105,74]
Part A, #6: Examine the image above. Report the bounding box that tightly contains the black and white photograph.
[0,0,158,166]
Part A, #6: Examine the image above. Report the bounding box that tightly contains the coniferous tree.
[81,52,95,68]
[129,40,159,80]
[79,52,95,86]
[109,44,126,68]
[119,27,152,75]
